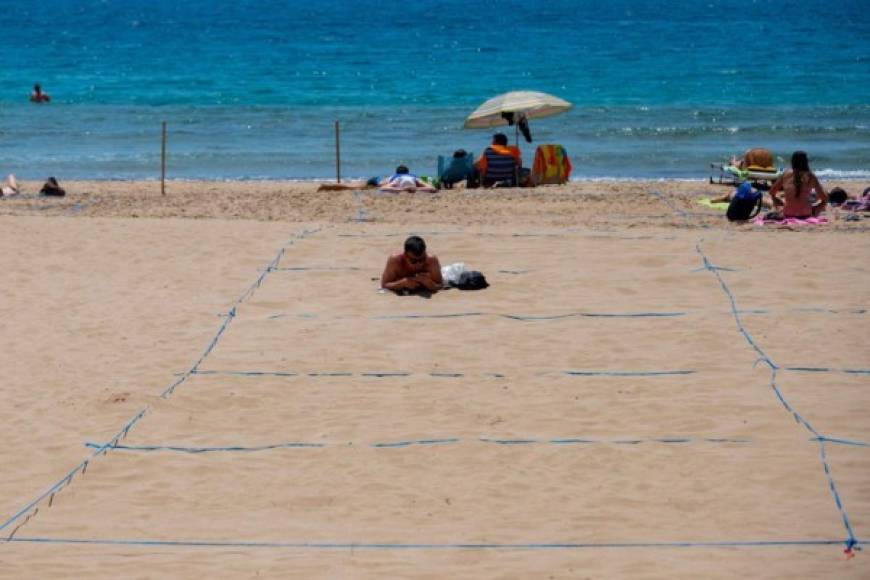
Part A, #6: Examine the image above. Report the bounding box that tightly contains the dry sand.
[0,181,868,578]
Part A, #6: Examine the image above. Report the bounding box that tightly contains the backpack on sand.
[453,270,489,290]
[726,182,762,221]
[40,177,66,197]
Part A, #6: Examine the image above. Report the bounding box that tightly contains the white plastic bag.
[441,262,466,287]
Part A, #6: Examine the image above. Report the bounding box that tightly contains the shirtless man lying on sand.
[381,236,443,294]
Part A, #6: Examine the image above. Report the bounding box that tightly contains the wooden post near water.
[160,121,167,195]
[334,120,341,183]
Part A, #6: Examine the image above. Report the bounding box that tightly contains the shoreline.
[1,179,867,230]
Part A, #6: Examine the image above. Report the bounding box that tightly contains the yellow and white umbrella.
[463,91,572,129]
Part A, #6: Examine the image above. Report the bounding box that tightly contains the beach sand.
[0,181,868,578]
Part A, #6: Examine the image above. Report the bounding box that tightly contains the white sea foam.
[815,169,870,179]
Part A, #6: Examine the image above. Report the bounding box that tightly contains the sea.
[1,0,868,180]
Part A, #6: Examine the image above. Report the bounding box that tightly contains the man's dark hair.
[404,235,426,256]
[453,149,467,158]
[493,133,508,146]
[395,165,410,174]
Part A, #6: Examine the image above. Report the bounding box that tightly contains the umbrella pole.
[515,123,520,186]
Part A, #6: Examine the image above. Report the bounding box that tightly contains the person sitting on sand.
[440,149,477,188]
[476,133,521,187]
[731,147,775,170]
[1,174,19,196]
[378,165,436,193]
[29,84,50,103]
[768,151,827,218]
[381,235,443,294]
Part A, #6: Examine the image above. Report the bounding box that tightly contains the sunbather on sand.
[316,179,378,192]
[1,174,19,196]
[730,147,775,169]
[381,235,443,294]
[768,151,827,218]
[710,186,774,209]
[378,165,436,193]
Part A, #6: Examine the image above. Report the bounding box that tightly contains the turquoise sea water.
[1,0,868,179]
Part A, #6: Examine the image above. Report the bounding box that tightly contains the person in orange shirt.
[475,133,522,187]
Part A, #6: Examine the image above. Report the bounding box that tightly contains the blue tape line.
[85,442,326,453]
[480,438,537,445]
[815,436,870,448]
[819,440,858,549]
[373,311,685,321]
[194,370,299,377]
[794,307,868,314]
[161,307,237,398]
[784,367,870,375]
[272,266,361,271]
[193,369,505,379]
[564,370,696,377]
[649,190,690,217]
[371,438,460,448]
[0,228,321,535]
[7,536,859,550]
[694,242,775,369]
[691,266,737,273]
[268,313,319,320]
[0,407,148,534]
[695,239,858,551]
[193,369,701,380]
[374,312,485,319]
[84,436,752,455]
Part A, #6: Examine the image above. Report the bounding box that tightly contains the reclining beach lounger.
[710,163,782,190]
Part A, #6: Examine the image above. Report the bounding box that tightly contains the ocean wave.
[814,169,870,179]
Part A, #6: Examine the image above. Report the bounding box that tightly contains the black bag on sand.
[40,177,66,197]
[726,183,762,221]
[453,271,489,290]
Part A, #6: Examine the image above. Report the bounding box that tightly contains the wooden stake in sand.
[161,121,167,195]
[335,120,341,183]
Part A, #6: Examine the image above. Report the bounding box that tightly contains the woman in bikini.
[768,151,827,218]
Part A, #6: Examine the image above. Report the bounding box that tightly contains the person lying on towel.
[731,147,775,170]
[379,165,436,193]
[381,235,443,294]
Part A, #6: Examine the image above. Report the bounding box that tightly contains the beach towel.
[841,198,870,212]
[753,214,828,226]
[378,173,436,193]
[696,197,729,211]
[532,144,572,185]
